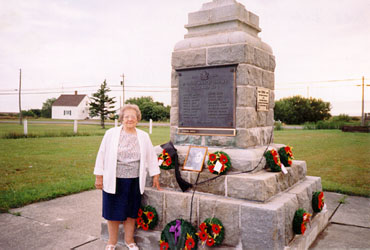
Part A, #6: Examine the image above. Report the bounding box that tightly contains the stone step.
[147,160,307,202]
[101,176,326,249]
[154,144,287,173]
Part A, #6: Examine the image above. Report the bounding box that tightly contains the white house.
[52,91,90,120]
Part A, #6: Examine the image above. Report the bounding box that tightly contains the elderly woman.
[94,104,161,250]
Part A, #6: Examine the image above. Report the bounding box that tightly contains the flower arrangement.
[136,205,158,231]
[207,151,231,175]
[158,149,174,170]
[312,191,325,213]
[278,146,294,167]
[264,149,282,172]
[197,218,225,247]
[160,219,198,250]
[293,208,311,234]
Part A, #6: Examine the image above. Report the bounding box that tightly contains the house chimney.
[75,91,77,95]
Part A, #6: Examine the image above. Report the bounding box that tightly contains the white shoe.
[105,244,116,250]
[125,241,139,250]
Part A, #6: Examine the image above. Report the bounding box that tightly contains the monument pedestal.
[100,1,328,249]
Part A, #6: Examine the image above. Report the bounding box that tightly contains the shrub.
[274,96,331,124]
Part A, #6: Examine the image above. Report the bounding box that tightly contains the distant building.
[52,91,89,120]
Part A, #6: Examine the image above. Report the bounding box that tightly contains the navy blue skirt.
[102,178,141,221]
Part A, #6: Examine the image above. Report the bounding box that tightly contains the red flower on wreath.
[208,165,215,173]
[303,213,311,222]
[198,231,208,241]
[165,158,172,166]
[147,211,154,220]
[185,237,195,249]
[301,223,306,234]
[318,192,324,209]
[206,237,215,246]
[142,223,149,231]
[136,217,143,225]
[209,153,217,161]
[219,154,228,164]
[199,222,207,232]
[160,241,169,250]
[138,208,143,217]
[212,224,221,234]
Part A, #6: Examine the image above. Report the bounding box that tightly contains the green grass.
[0,125,170,212]
[0,125,368,212]
[274,130,370,197]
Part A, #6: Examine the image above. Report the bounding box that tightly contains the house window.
[64,110,72,116]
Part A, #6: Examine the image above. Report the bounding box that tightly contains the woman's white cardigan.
[94,126,160,194]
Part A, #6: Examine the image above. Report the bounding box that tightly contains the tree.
[274,96,331,124]
[89,80,116,128]
[125,96,170,121]
[41,98,56,118]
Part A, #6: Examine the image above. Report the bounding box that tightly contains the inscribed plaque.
[178,65,236,128]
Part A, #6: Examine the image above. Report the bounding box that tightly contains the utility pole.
[120,73,125,106]
[361,76,365,126]
[356,76,370,126]
[19,68,22,125]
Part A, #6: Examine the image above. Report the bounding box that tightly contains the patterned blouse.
[116,129,140,178]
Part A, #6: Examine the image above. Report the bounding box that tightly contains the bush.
[274,96,331,124]
[332,114,351,122]
[126,96,170,121]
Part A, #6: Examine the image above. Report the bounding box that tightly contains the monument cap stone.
[185,0,261,38]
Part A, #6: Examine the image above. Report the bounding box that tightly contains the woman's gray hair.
[119,104,142,122]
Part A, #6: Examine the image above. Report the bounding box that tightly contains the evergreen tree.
[89,80,116,128]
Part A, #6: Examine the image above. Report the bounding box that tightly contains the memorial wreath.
[197,217,225,247]
[278,145,294,167]
[136,205,158,231]
[264,149,282,172]
[293,208,311,235]
[158,149,175,170]
[312,191,325,213]
[207,151,231,175]
[160,219,198,250]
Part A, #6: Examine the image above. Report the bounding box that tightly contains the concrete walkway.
[0,190,369,250]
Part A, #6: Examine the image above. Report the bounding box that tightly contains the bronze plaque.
[178,65,236,129]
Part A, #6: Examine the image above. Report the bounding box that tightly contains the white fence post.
[24,119,28,135]
[115,119,118,127]
[149,119,152,134]
[74,120,78,134]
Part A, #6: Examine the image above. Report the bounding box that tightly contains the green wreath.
[264,149,282,172]
[160,219,198,250]
[136,205,158,231]
[207,151,232,175]
[197,218,225,247]
[312,191,325,213]
[278,146,294,167]
[293,208,311,235]
[158,149,175,170]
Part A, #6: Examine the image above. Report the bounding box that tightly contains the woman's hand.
[95,175,103,189]
[152,174,162,191]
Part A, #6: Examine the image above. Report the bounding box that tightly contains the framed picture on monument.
[182,146,208,172]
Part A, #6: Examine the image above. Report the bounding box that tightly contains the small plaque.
[178,128,236,136]
[257,87,270,111]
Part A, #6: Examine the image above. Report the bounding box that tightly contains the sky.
[1,0,370,116]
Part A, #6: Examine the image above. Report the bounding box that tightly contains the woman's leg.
[107,220,121,245]
[123,217,136,244]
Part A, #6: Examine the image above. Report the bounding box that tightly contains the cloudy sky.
[1,0,369,115]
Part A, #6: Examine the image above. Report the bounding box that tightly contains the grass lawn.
[0,124,368,212]
[274,130,370,197]
[0,125,170,212]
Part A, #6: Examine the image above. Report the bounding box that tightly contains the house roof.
[52,94,87,107]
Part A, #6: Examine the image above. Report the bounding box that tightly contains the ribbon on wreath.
[169,219,181,244]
